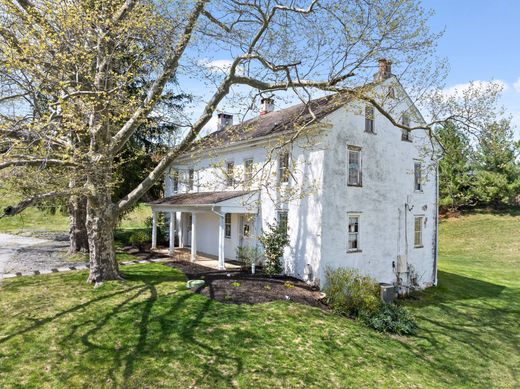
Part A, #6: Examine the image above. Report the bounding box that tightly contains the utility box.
[380,283,396,304]
[396,254,408,273]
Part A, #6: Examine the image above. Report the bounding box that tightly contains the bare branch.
[1,191,70,218]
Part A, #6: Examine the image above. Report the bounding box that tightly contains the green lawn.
[0,212,519,388]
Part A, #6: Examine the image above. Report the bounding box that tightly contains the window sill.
[364,131,377,135]
[347,249,362,254]
[347,184,363,187]
[414,190,423,193]
[414,245,423,249]
[225,237,231,239]
[401,139,413,143]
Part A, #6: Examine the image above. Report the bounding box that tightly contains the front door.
[239,215,255,247]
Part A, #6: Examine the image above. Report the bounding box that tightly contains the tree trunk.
[86,192,121,284]
[68,195,89,253]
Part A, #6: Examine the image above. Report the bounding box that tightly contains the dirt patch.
[165,260,327,310]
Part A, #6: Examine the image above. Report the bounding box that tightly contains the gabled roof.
[149,191,252,206]
[190,92,352,151]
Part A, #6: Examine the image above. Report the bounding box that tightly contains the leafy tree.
[472,119,520,206]
[0,0,506,284]
[436,121,475,211]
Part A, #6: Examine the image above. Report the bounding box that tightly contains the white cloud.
[442,79,509,98]
[513,77,520,93]
[198,59,234,73]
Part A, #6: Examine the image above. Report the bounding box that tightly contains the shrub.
[129,230,150,252]
[360,303,417,335]
[258,222,289,276]
[323,267,380,317]
[235,245,263,271]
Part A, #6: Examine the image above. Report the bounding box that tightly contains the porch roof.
[147,190,258,214]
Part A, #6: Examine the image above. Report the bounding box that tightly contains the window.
[401,114,412,142]
[414,162,422,191]
[277,211,288,234]
[414,216,423,247]
[347,215,360,252]
[365,104,375,133]
[388,86,396,98]
[243,223,250,237]
[244,159,253,184]
[278,152,290,183]
[188,169,194,191]
[171,169,179,193]
[226,161,235,187]
[347,146,362,186]
[225,213,231,238]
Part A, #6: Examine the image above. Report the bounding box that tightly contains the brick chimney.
[374,58,392,82]
[217,113,233,131]
[260,97,274,115]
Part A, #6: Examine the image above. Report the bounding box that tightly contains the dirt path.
[0,233,72,276]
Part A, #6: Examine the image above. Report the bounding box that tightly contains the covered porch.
[147,191,259,270]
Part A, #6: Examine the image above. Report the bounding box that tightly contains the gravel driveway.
[0,232,76,276]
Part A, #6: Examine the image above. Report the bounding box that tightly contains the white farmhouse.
[149,60,442,290]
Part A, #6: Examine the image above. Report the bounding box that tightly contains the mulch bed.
[165,260,327,310]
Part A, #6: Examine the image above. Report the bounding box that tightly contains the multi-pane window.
[401,114,412,142]
[278,152,290,183]
[226,161,235,187]
[414,162,422,191]
[365,104,375,133]
[244,159,254,184]
[277,211,288,234]
[188,169,194,191]
[347,147,362,186]
[347,215,360,252]
[171,169,179,193]
[225,213,232,238]
[414,216,423,247]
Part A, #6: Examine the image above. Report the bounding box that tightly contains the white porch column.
[218,213,226,270]
[151,211,158,250]
[169,211,175,255]
[191,212,197,262]
[178,212,184,248]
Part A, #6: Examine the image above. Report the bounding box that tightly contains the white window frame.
[414,216,424,248]
[278,152,290,184]
[277,210,288,234]
[414,162,423,192]
[226,161,235,187]
[171,169,179,193]
[244,158,254,184]
[225,213,232,239]
[365,104,375,134]
[347,214,361,252]
[188,168,194,191]
[347,146,362,187]
[401,114,412,142]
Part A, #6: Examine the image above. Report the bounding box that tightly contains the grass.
[0,212,519,387]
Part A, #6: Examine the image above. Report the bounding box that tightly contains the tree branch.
[1,191,70,217]
[0,158,74,170]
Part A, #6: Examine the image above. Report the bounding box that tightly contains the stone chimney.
[260,97,274,115]
[374,58,392,82]
[217,113,233,131]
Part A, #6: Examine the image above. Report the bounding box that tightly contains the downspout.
[433,159,442,286]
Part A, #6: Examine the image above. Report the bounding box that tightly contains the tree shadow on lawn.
[1,265,251,387]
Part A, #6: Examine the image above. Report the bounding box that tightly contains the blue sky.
[423,0,520,136]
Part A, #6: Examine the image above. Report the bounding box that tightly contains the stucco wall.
[163,81,438,289]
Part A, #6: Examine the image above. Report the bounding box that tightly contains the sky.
[423,0,520,137]
[186,0,520,138]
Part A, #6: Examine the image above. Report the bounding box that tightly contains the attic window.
[401,114,412,142]
[365,104,375,134]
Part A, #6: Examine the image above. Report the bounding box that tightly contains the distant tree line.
[437,118,520,211]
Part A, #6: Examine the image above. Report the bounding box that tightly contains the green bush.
[129,230,150,251]
[323,267,380,317]
[235,245,263,271]
[360,303,417,335]
[323,267,417,336]
[258,222,289,276]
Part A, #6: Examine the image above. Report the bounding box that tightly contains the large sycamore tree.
[0,0,503,284]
